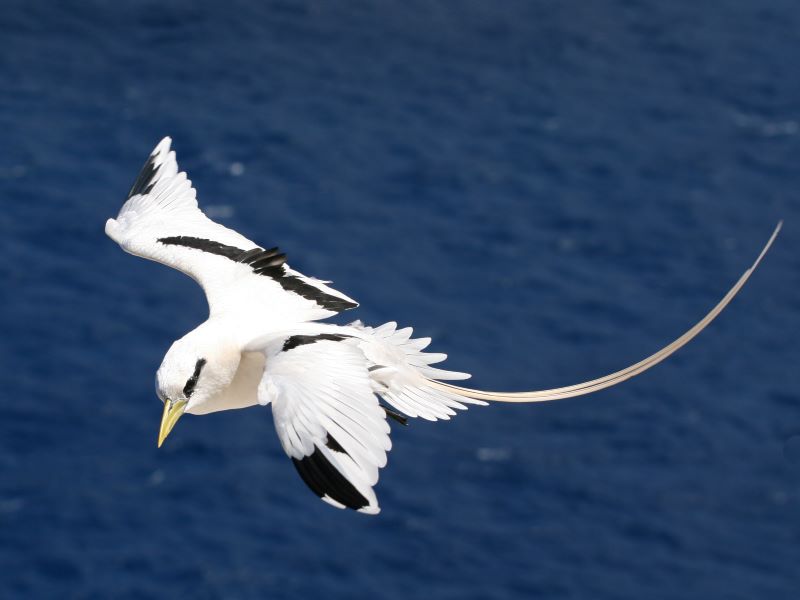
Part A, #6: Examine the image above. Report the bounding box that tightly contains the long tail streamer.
[427,222,782,403]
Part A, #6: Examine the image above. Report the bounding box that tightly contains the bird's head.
[155,328,241,447]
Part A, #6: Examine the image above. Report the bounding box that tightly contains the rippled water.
[1,1,798,598]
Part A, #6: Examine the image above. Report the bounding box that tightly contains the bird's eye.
[182,358,207,398]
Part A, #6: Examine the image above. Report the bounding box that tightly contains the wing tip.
[104,218,120,241]
[292,446,379,514]
[321,495,381,515]
[153,136,172,157]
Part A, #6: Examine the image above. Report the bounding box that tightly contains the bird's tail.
[425,222,782,404]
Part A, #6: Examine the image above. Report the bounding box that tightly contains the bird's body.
[106,137,780,514]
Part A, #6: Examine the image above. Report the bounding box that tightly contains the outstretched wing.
[105,137,357,321]
[257,333,391,514]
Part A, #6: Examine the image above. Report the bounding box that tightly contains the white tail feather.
[427,222,782,403]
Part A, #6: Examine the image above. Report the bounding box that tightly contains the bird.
[106,137,781,515]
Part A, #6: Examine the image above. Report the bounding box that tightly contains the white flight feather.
[259,338,386,512]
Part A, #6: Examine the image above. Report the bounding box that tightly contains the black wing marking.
[158,236,245,260]
[291,446,370,510]
[325,434,347,454]
[282,334,349,352]
[272,274,357,312]
[157,236,357,312]
[381,405,409,426]
[127,151,159,199]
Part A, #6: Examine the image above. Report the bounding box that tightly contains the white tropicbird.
[106,137,781,515]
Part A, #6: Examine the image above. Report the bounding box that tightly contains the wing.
[105,137,357,321]
[353,321,488,421]
[257,333,391,514]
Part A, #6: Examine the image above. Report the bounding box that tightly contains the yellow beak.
[158,399,187,448]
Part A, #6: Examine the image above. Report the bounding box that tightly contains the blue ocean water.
[1,1,798,598]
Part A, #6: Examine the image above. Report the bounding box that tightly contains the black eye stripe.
[183,358,207,398]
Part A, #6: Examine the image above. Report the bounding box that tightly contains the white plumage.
[106,137,780,515]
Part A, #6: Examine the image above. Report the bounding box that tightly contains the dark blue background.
[1,1,798,598]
